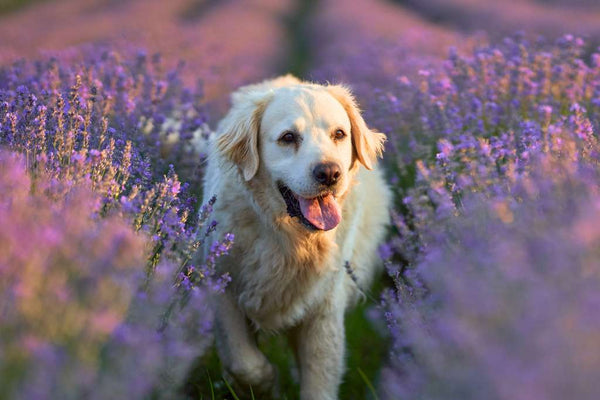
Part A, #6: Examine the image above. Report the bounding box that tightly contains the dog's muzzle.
[278,183,341,231]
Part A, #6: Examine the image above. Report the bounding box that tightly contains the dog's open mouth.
[278,183,342,231]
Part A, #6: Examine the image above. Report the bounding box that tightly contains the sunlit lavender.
[377,34,600,399]
[0,50,232,398]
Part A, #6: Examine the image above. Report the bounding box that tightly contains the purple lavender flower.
[375,35,600,400]
[0,49,233,398]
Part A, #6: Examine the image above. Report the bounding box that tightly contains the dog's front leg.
[214,292,277,395]
[295,304,345,400]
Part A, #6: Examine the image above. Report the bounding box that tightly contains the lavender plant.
[0,47,230,287]
[0,50,232,398]
[379,34,600,266]
[375,35,600,399]
[380,155,600,400]
[0,151,143,398]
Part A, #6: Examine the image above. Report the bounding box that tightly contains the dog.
[202,75,391,400]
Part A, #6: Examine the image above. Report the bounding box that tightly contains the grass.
[358,368,380,400]
[223,379,241,400]
[182,282,388,399]
[340,286,389,400]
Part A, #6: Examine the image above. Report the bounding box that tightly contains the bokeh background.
[1,1,600,399]
[3,0,600,115]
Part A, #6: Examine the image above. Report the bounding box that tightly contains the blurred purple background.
[2,0,599,113]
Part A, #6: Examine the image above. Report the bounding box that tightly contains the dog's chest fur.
[202,159,347,331]
[218,193,342,331]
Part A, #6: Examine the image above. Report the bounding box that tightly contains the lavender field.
[1,0,599,399]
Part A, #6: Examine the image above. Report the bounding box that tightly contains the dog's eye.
[334,129,346,141]
[279,131,298,144]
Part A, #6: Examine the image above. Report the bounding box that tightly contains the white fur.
[202,75,391,399]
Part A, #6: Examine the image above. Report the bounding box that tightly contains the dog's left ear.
[326,85,386,170]
[216,87,272,181]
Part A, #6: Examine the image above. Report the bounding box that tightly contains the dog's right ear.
[326,84,386,170]
[216,88,272,181]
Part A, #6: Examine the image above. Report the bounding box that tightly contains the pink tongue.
[297,193,341,231]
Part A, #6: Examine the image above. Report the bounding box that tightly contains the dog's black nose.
[313,162,341,186]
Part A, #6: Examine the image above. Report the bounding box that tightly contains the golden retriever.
[202,75,391,399]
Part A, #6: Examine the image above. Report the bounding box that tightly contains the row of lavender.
[0,51,232,398]
[368,35,600,399]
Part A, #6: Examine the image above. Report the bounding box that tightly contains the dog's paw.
[224,358,279,398]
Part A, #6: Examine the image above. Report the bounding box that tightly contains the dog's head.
[216,75,386,232]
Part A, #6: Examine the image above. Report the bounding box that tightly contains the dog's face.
[260,87,354,231]
[217,78,386,232]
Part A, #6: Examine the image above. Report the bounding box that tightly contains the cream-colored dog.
[202,75,391,400]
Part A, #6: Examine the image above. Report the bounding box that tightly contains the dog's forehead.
[262,86,350,132]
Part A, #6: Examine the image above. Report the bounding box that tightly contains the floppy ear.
[216,87,272,181]
[326,85,386,170]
